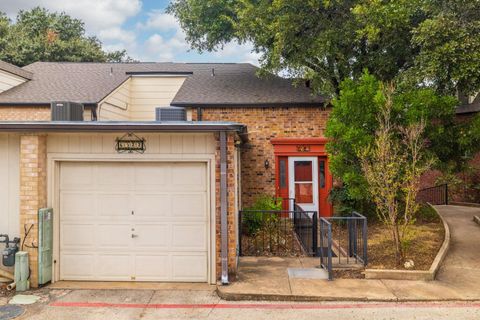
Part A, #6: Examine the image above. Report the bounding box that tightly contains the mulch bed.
[241,220,306,257]
[367,218,444,270]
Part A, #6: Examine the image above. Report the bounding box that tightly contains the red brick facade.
[192,106,331,208]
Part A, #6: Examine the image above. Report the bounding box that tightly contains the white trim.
[47,153,217,284]
[288,157,318,212]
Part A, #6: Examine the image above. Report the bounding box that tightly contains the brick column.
[215,132,237,280]
[19,134,47,288]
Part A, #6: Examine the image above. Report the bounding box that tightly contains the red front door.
[273,138,333,217]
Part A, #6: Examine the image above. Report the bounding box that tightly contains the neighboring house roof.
[0,60,33,80]
[0,62,325,107]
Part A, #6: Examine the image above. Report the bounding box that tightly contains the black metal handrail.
[319,212,368,281]
[293,204,318,255]
[418,184,448,205]
[239,208,317,257]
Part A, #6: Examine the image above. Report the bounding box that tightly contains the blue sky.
[1,0,260,64]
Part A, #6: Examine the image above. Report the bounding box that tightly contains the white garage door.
[59,161,208,282]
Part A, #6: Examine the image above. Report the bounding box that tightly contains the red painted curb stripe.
[49,301,480,310]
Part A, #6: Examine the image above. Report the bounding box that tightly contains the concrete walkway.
[218,205,480,301]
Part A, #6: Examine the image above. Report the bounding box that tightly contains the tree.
[0,7,131,66]
[167,0,480,96]
[359,85,432,263]
[325,72,466,205]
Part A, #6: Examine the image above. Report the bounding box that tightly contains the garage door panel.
[96,164,131,189]
[60,163,94,189]
[133,194,171,217]
[172,254,207,281]
[133,164,169,187]
[172,224,207,249]
[97,193,131,216]
[98,224,131,248]
[60,161,209,282]
[172,193,206,217]
[60,253,96,279]
[135,255,170,281]
[60,192,95,216]
[96,254,132,280]
[134,224,169,248]
[171,164,206,190]
[61,224,95,248]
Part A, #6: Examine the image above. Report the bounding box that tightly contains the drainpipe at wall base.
[220,131,229,285]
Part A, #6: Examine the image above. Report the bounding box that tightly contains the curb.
[364,204,450,281]
[216,287,480,302]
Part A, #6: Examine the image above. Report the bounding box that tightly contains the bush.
[242,195,282,235]
[417,204,439,222]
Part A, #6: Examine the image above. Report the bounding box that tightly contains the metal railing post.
[363,216,368,266]
[445,184,449,205]
[327,223,333,281]
[312,212,318,256]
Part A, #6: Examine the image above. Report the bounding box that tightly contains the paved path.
[435,205,480,299]
[219,205,480,301]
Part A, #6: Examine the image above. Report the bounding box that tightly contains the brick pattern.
[0,106,50,121]
[214,132,237,279]
[193,107,330,208]
[19,134,47,288]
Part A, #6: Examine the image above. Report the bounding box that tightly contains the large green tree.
[0,7,131,66]
[167,0,480,96]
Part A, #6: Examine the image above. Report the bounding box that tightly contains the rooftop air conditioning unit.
[51,101,84,121]
[155,106,186,121]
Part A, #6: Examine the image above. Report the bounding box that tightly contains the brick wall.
[0,106,50,121]
[193,106,330,208]
[19,134,47,288]
[214,132,237,280]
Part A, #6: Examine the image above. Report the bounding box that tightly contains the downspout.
[220,131,229,284]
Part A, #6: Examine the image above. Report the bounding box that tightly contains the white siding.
[98,76,187,121]
[0,134,20,238]
[47,133,216,155]
[98,78,131,121]
[0,70,27,93]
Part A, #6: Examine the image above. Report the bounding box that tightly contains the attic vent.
[155,106,186,121]
[51,101,84,121]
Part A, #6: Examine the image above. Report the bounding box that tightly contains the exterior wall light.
[264,159,270,169]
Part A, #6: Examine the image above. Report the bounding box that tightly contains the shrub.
[242,195,282,235]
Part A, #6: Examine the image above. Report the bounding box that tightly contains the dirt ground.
[367,218,444,270]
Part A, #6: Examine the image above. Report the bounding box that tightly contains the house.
[0,60,331,287]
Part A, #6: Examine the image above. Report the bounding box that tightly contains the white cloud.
[2,0,141,43]
[213,41,261,65]
[137,10,179,31]
[1,1,260,65]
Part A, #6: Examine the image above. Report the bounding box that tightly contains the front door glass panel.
[293,161,314,203]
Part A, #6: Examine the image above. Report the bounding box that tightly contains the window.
[319,160,326,188]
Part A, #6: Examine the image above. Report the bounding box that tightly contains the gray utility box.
[155,106,186,121]
[51,101,84,121]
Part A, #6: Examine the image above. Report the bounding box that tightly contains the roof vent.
[155,106,187,121]
[51,101,84,121]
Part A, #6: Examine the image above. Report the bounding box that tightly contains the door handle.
[131,234,138,238]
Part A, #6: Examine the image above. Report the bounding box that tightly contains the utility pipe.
[220,131,229,285]
[6,282,15,291]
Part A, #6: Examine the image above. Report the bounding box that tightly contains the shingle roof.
[0,62,325,106]
[0,60,33,80]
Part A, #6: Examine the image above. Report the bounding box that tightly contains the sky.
[1,0,261,65]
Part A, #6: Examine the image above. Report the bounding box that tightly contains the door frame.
[288,156,318,212]
[47,153,217,284]
[271,138,333,217]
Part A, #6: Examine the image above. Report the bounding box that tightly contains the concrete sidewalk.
[218,205,480,302]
